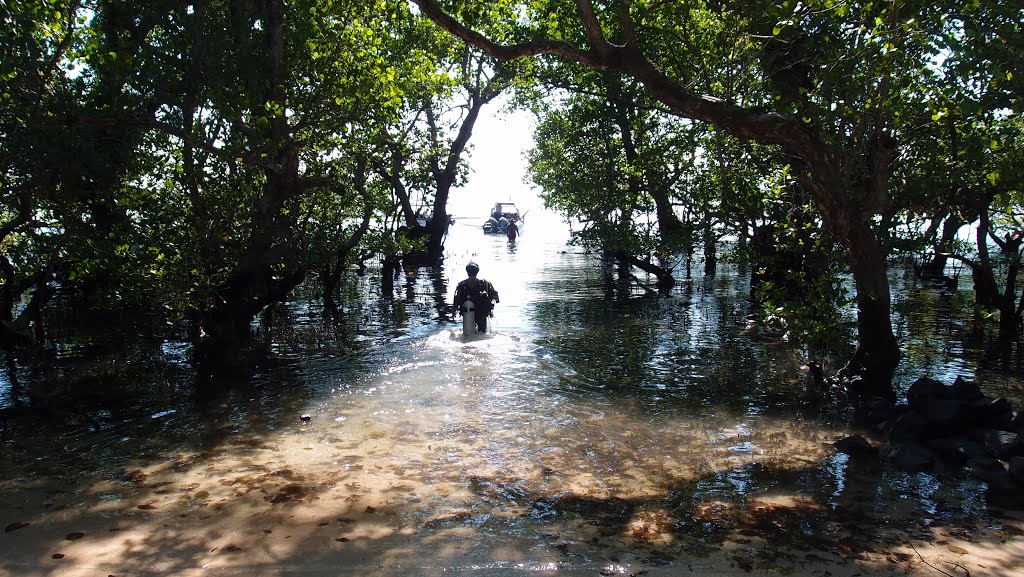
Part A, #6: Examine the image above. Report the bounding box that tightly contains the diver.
[453,261,499,333]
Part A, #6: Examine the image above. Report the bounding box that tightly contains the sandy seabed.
[3,420,1023,577]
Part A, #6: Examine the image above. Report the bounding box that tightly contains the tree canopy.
[1,0,1022,392]
[409,0,1022,393]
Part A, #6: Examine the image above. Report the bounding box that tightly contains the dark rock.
[883,410,928,443]
[1010,457,1024,484]
[906,377,949,412]
[883,443,936,473]
[922,398,972,435]
[986,478,1024,510]
[834,435,878,457]
[923,437,969,470]
[858,399,898,426]
[969,429,1023,461]
[965,456,1010,485]
[950,376,984,402]
[933,454,967,474]
[4,522,29,533]
[993,411,1015,431]
[861,377,1024,498]
[951,437,989,461]
[968,397,1015,430]
[1012,411,1024,436]
[923,435,965,452]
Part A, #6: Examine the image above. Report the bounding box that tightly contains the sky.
[447,102,540,221]
[445,98,574,245]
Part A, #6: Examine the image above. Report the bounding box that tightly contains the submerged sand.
[3,414,1022,577]
[3,332,1023,577]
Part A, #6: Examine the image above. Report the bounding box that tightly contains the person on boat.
[453,261,499,333]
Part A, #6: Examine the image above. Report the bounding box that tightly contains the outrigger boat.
[482,202,522,235]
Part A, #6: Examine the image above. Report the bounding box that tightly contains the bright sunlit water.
[0,207,1018,575]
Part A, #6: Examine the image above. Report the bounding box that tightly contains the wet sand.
[3,416,1022,577]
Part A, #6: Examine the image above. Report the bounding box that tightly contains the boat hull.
[482,202,521,234]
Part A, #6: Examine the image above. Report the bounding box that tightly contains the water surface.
[1,210,1022,576]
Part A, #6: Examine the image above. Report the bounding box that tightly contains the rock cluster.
[835,376,1024,509]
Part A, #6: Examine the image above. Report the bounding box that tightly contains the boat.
[482,202,521,235]
[415,208,454,232]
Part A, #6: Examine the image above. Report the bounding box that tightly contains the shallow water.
[1,210,1023,576]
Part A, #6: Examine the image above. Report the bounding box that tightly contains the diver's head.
[466,261,479,276]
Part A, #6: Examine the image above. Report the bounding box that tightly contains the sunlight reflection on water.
[1,209,1020,575]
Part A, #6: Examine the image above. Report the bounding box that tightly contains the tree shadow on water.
[2,444,1022,577]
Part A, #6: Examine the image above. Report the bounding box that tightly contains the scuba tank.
[462,299,476,336]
